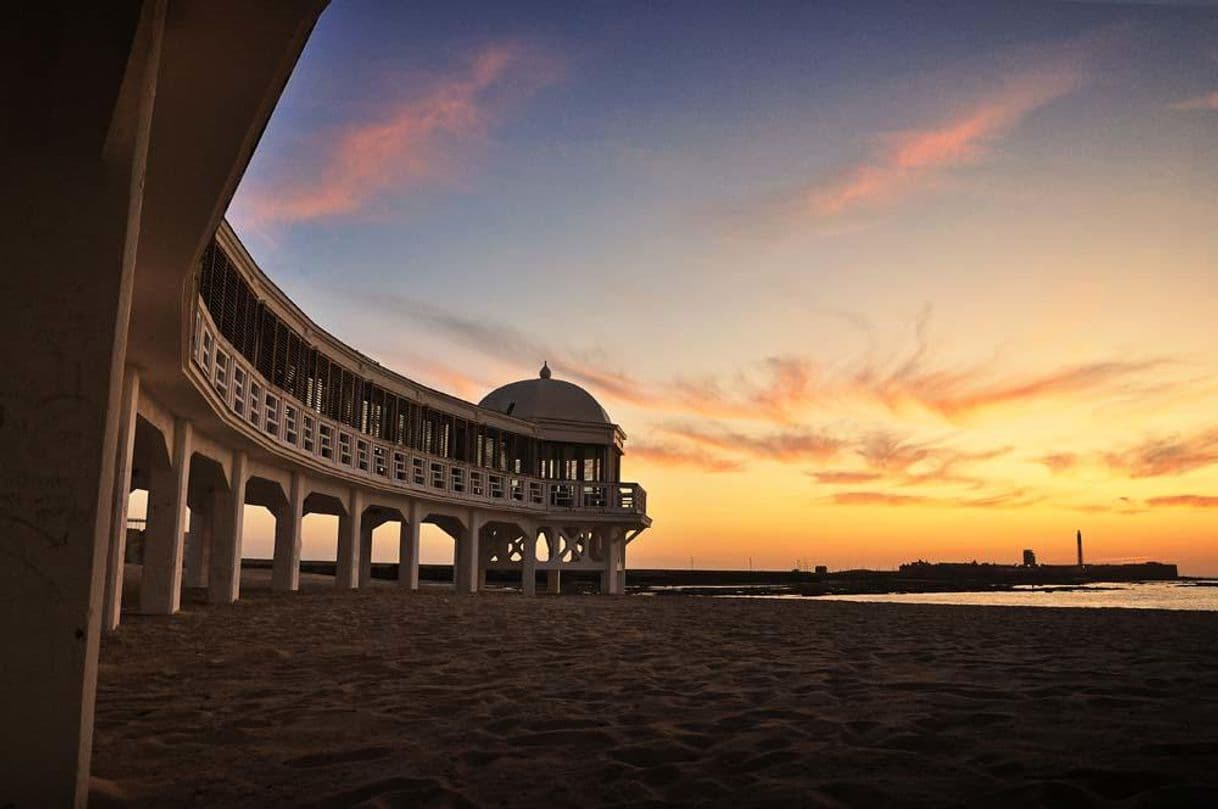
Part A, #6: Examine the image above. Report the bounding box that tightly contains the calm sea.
[721,581,1218,611]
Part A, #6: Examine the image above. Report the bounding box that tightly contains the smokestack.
[1076,529,1083,567]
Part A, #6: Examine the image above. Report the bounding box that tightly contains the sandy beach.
[91,567,1218,808]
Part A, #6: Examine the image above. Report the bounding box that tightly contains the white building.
[115,220,650,622]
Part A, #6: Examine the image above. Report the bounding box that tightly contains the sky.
[221,0,1218,575]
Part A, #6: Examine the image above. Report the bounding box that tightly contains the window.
[264,392,279,437]
[393,452,407,482]
[430,462,444,489]
[412,457,425,486]
[356,439,369,471]
[249,381,262,427]
[201,330,214,372]
[451,467,465,493]
[339,432,352,466]
[232,367,246,416]
[373,445,387,477]
[213,351,229,397]
[319,423,333,460]
[302,414,315,452]
[284,405,298,445]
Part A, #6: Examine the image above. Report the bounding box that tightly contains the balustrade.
[189,299,647,516]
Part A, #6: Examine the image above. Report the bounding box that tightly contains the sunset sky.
[221,1,1218,574]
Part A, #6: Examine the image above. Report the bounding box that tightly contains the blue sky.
[228,1,1218,572]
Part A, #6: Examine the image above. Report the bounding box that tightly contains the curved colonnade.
[102,221,650,629]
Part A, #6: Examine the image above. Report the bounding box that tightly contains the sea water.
[772,581,1218,611]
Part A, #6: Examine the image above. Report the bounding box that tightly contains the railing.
[188,298,647,517]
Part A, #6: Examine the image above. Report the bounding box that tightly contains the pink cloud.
[235,43,559,226]
[1146,494,1218,509]
[1170,91,1218,111]
[806,61,1086,218]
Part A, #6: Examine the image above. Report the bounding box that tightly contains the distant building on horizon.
[1022,549,1037,567]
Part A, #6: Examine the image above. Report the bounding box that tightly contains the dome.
[479,363,611,424]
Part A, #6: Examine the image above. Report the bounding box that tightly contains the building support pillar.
[102,367,140,631]
[140,420,192,615]
[271,472,304,592]
[456,510,483,594]
[183,504,211,588]
[208,450,246,605]
[336,488,363,589]
[358,516,375,588]
[601,530,625,595]
[398,502,420,590]
[521,526,537,596]
[546,569,562,595]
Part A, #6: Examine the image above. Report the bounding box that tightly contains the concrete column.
[457,510,483,594]
[141,420,192,615]
[336,488,363,589]
[398,503,420,589]
[601,532,624,595]
[102,367,140,631]
[271,472,304,591]
[183,505,211,588]
[358,516,375,588]
[0,8,160,800]
[521,526,537,596]
[546,569,562,595]
[209,450,247,604]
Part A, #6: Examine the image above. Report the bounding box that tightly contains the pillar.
[102,367,140,631]
[271,472,304,591]
[521,527,537,596]
[457,510,483,594]
[141,420,192,615]
[358,516,375,588]
[336,488,363,589]
[398,504,420,589]
[546,569,562,595]
[209,450,246,604]
[0,8,161,799]
[183,504,211,588]
[601,531,624,595]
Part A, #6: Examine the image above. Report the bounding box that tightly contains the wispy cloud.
[803,53,1087,219]
[1170,91,1218,111]
[233,43,560,227]
[1146,494,1218,508]
[833,491,930,507]
[1037,452,1080,474]
[342,285,1186,427]
[1103,427,1218,478]
[832,488,1038,509]
[662,423,843,463]
[808,470,883,485]
[626,442,743,473]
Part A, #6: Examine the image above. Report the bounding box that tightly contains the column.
[336,487,363,589]
[458,510,483,594]
[141,421,192,615]
[183,504,211,588]
[601,530,624,596]
[358,515,375,588]
[271,472,304,592]
[102,367,140,631]
[209,450,246,605]
[0,8,160,800]
[521,526,537,596]
[546,569,562,595]
[398,502,420,590]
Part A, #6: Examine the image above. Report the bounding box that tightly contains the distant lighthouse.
[1076,529,1084,567]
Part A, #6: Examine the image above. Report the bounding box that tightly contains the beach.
[91,568,1218,808]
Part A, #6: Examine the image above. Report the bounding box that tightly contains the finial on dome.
[539,361,552,379]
